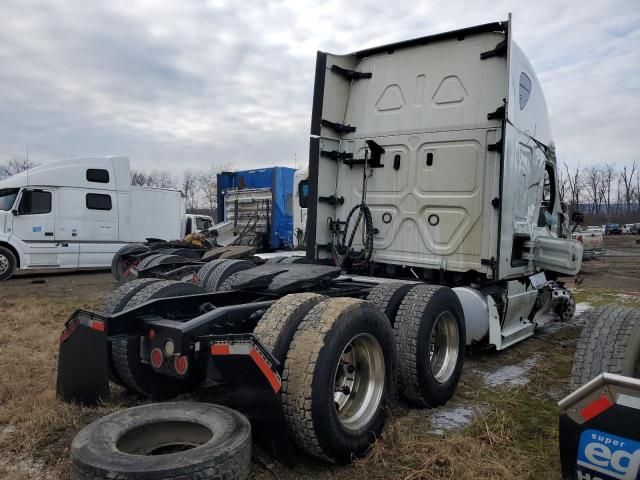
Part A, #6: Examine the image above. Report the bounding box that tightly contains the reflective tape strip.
[210,343,230,355]
[580,394,614,421]
[249,347,281,393]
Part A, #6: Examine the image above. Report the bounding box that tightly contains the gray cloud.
[0,0,638,174]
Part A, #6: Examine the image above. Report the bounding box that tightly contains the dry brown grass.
[0,273,580,480]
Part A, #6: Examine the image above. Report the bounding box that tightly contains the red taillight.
[576,235,583,244]
[174,356,189,375]
[150,348,163,369]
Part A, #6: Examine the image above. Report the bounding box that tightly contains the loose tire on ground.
[253,293,325,364]
[394,284,465,408]
[366,282,415,326]
[0,246,17,281]
[204,260,254,293]
[71,402,251,480]
[111,280,206,398]
[570,305,640,390]
[281,297,396,463]
[196,259,230,285]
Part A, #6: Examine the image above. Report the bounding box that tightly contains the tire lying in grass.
[111,243,149,283]
[71,402,251,480]
[394,284,465,408]
[366,282,415,326]
[253,293,325,364]
[204,260,254,293]
[111,280,206,398]
[195,258,229,285]
[281,297,396,463]
[570,305,640,390]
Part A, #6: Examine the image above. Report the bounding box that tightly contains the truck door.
[11,188,78,268]
[12,189,55,241]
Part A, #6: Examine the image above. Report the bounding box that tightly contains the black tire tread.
[253,293,325,362]
[205,260,254,292]
[100,278,162,315]
[570,305,640,390]
[281,297,366,462]
[0,246,16,281]
[366,282,415,325]
[196,259,230,284]
[136,254,161,271]
[394,284,446,407]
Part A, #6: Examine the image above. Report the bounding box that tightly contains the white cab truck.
[58,18,589,473]
[0,156,185,280]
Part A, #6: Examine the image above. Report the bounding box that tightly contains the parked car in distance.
[622,223,633,234]
[631,223,640,235]
[604,223,623,235]
[586,225,603,234]
[573,226,604,260]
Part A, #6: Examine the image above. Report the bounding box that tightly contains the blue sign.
[577,429,640,480]
[32,226,42,233]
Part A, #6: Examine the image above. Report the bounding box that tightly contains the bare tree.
[146,170,177,189]
[564,162,582,209]
[620,161,637,213]
[130,169,148,186]
[182,169,200,210]
[601,163,616,221]
[199,164,230,217]
[0,156,36,180]
[583,166,603,215]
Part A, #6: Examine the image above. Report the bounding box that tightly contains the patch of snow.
[483,356,539,388]
[574,302,592,316]
[0,456,51,479]
[428,404,476,435]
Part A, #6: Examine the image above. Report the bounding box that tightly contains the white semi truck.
[59,17,587,477]
[0,156,186,280]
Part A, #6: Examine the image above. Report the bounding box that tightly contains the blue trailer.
[216,167,296,250]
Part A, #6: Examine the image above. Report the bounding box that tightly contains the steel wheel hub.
[333,333,385,431]
[429,311,460,383]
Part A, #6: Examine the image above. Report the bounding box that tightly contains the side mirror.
[11,209,18,216]
[298,180,309,209]
[571,212,584,224]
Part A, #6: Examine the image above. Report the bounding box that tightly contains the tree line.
[0,156,227,217]
[560,160,640,222]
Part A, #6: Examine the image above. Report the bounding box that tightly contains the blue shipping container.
[217,167,296,249]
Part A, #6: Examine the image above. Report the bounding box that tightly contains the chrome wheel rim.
[0,254,9,275]
[333,333,385,431]
[429,311,460,383]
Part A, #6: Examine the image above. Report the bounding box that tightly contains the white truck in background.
[0,156,186,280]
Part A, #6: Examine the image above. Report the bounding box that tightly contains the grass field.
[1,235,640,479]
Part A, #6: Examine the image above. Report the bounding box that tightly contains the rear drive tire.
[71,402,251,480]
[0,246,16,281]
[196,259,230,285]
[281,297,396,463]
[136,254,162,271]
[111,243,149,283]
[281,256,308,264]
[366,282,415,326]
[570,305,640,390]
[264,256,287,264]
[205,260,254,293]
[100,278,162,386]
[394,284,465,407]
[253,293,325,364]
[111,280,206,398]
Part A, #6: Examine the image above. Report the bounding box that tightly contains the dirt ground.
[1,235,639,480]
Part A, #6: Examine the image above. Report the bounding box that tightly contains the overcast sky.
[0,0,638,175]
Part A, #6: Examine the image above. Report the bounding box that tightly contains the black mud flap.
[56,310,110,406]
[207,334,295,463]
[558,373,640,480]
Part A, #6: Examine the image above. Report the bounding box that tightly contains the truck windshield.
[0,189,19,211]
